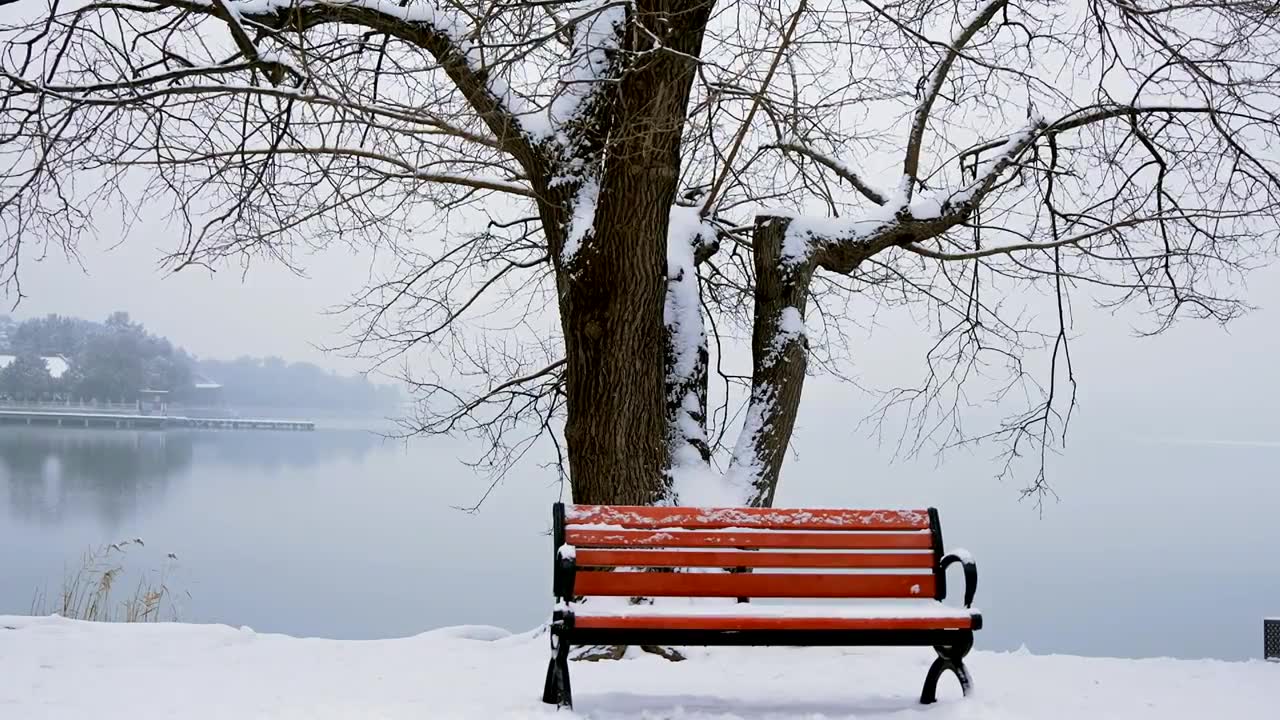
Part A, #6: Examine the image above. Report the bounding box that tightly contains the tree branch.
[903,0,1007,194]
[700,0,808,217]
[122,146,533,196]
[766,141,887,205]
[902,213,1222,261]
[158,0,541,168]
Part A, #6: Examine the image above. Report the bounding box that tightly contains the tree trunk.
[727,215,815,507]
[665,225,714,475]
[558,1,716,506]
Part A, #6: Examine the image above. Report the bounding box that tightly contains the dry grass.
[31,539,186,622]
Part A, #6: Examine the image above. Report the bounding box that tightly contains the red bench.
[541,502,980,709]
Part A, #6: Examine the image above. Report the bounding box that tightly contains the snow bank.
[2,615,1275,719]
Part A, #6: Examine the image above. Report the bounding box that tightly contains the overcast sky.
[8,218,375,372]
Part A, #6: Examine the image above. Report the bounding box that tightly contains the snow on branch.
[935,102,1276,223]
[54,0,627,158]
[561,178,600,264]
[665,206,716,492]
[186,0,466,39]
[666,206,716,391]
[921,112,1046,218]
[723,385,775,503]
[771,195,907,268]
[543,4,628,267]
[903,0,1007,197]
[528,2,626,144]
[209,0,298,83]
[773,113,1045,268]
[763,307,804,366]
[167,0,538,161]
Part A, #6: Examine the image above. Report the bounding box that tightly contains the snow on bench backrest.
[564,505,931,531]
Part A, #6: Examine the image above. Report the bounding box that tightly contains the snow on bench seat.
[567,599,978,631]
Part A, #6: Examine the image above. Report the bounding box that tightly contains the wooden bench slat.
[565,528,934,550]
[566,505,931,531]
[573,549,935,569]
[573,615,973,631]
[573,571,937,598]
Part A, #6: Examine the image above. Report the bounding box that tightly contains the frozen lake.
[2,410,1276,661]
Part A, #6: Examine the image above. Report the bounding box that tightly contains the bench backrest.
[554,503,949,601]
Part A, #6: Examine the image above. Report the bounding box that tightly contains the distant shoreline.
[0,409,314,432]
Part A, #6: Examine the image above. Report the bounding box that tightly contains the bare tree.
[2,0,1278,509]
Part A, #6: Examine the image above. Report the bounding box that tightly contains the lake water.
[2,419,1277,661]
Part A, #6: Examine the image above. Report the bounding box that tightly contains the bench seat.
[567,599,980,631]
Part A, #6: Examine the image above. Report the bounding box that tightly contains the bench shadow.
[577,691,928,718]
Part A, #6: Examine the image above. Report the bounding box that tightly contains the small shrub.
[31,539,186,622]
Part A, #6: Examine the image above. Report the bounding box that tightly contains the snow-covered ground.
[2,615,1275,719]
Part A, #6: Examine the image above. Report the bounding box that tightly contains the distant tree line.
[0,312,191,401]
[0,313,399,412]
[196,356,401,412]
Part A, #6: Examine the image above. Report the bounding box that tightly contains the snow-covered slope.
[2,615,1274,719]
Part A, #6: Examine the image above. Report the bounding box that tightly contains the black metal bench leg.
[541,633,573,708]
[556,639,573,709]
[951,659,973,696]
[920,655,949,704]
[541,654,558,705]
[919,637,974,704]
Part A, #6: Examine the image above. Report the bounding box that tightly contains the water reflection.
[188,426,385,471]
[1,429,191,526]
[0,427,384,527]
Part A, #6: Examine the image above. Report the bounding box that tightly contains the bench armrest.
[553,545,577,601]
[940,550,978,608]
[551,503,577,602]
